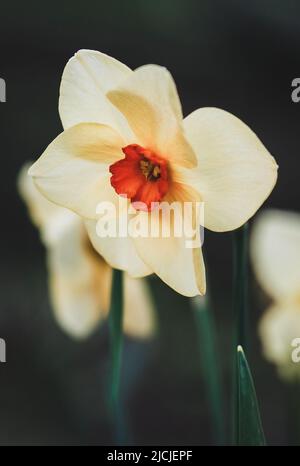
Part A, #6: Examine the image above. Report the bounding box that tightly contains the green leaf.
[108,268,124,413]
[237,346,266,446]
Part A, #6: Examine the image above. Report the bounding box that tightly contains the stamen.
[140,159,161,180]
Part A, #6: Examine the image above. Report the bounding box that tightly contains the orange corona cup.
[110,144,169,210]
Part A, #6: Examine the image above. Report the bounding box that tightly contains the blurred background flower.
[18,163,156,339]
[251,209,300,380]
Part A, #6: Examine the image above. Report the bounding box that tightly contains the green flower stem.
[108,268,124,421]
[193,295,225,445]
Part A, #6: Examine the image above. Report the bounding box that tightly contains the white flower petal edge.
[181,107,278,231]
[134,235,206,297]
[251,209,300,301]
[131,211,206,297]
[28,123,125,219]
[59,49,133,140]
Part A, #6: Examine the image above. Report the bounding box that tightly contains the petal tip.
[27,163,36,177]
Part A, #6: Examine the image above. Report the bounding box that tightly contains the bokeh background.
[0,0,299,446]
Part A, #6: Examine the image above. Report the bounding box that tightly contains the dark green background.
[0,0,299,445]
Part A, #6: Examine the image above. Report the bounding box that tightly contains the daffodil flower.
[251,209,300,379]
[29,50,278,297]
[18,163,155,339]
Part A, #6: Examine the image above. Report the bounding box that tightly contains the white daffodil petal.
[59,49,133,140]
[29,123,125,219]
[48,223,111,339]
[259,300,300,380]
[251,209,300,301]
[84,216,152,278]
[132,211,205,297]
[123,276,156,339]
[18,162,64,229]
[107,64,197,168]
[183,107,278,231]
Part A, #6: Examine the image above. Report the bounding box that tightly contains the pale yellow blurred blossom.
[251,209,300,379]
[29,50,278,296]
[18,163,155,340]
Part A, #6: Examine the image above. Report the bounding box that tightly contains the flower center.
[140,158,161,180]
[109,144,169,211]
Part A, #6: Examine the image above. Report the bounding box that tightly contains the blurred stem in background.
[233,223,249,351]
[192,294,225,445]
[232,224,265,445]
[108,268,125,443]
[236,346,266,446]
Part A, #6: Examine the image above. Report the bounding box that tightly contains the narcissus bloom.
[18,163,155,339]
[29,49,278,296]
[251,209,300,379]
